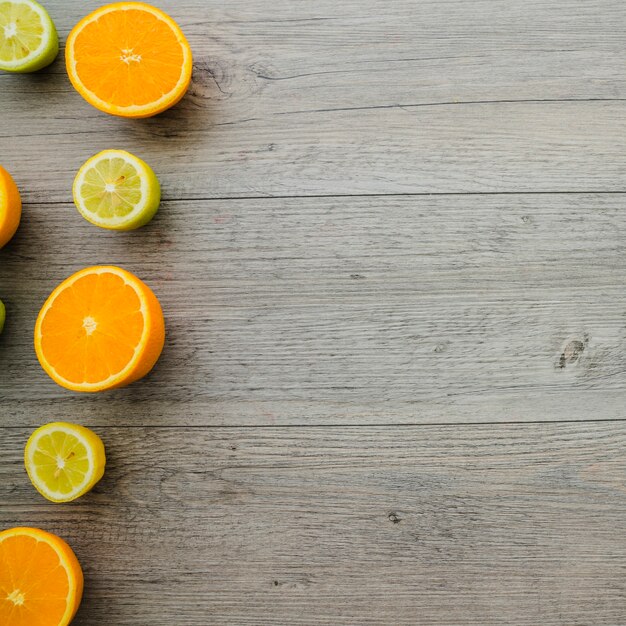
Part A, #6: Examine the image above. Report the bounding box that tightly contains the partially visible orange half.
[65,2,193,118]
[0,526,84,626]
[35,266,165,392]
[0,165,21,249]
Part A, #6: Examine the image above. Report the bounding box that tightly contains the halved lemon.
[0,299,5,333]
[0,0,59,73]
[24,422,106,503]
[73,149,161,231]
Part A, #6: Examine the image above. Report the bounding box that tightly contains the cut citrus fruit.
[0,526,83,626]
[66,2,193,118]
[73,149,160,231]
[0,165,21,248]
[35,265,165,392]
[0,0,58,72]
[25,422,106,503]
[0,299,5,333]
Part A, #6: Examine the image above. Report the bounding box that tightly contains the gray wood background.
[1,0,626,623]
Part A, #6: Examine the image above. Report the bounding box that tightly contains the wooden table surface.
[2,0,626,623]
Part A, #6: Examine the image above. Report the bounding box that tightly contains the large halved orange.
[35,266,165,392]
[65,2,193,118]
[0,526,84,626]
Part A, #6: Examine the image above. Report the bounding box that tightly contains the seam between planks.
[274,97,626,116]
[26,190,626,205]
[2,418,626,429]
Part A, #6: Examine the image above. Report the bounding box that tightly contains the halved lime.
[0,299,5,334]
[0,0,58,73]
[73,149,161,231]
[24,422,106,503]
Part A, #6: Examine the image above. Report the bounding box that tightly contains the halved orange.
[0,165,22,249]
[65,2,193,118]
[35,266,165,392]
[0,526,84,626]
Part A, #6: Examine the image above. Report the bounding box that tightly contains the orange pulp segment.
[0,165,21,248]
[65,2,193,118]
[35,266,165,392]
[0,526,84,626]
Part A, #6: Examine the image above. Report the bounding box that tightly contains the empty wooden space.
[1,0,626,624]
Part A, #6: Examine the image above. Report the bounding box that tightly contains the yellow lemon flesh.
[0,0,59,73]
[73,149,161,231]
[25,422,106,503]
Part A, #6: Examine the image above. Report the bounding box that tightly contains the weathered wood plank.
[8,0,626,108]
[2,423,626,625]
[4,99,626,201]
[2,0,626,200]
[2,193,626,426]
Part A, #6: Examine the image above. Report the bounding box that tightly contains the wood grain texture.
[2,193,626,426]
[2,423,626,625]
[1,0,626,200]
[2,1,626,624]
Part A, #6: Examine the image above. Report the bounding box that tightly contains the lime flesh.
[73,150,161,231]
[0,0,58,73]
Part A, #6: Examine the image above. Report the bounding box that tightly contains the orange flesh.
[39,271,144,385]
[71,6,187,109]
[0,165,22,248]
[0,531,81,626]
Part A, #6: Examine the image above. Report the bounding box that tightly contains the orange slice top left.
[66,2,193,118]
[0,527,84,626]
